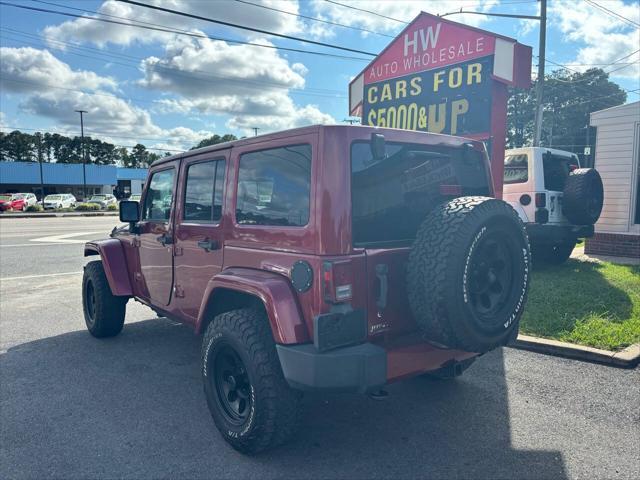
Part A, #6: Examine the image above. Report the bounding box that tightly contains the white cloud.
[309,0,500,35]
[0,46,212,150]
[0,47,117,93]
[550,0,640,79]
[138,31,335,135]
[44,0,303,48]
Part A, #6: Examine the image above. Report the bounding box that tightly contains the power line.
[0,78,160,106]
[1,30,348,99]
[233,0,395,38]
[1,1,371,62]
[116,0,377,56]
[584,0,640,28]
[0,125,187,149]
[323,0,408,24]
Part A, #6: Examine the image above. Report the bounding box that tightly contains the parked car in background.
[503,147,604,264]
[44,194,77,210]
[128,194,142,203]
[0,193,29,211]
[86,194,117,209]
[16,193,38,208]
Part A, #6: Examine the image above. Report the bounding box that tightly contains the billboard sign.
[349,12,532,196]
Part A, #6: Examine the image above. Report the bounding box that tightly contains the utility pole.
[75,109,88,200]
[252,127,259,136]
[533,0,547,146]
[39,154,45,207]
[440,2,547,146]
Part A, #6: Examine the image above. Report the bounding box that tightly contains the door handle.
[197,238,220,252]
[375,263,388,310]
[156,233,173,246]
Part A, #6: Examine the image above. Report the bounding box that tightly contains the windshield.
[351,141,491,247]
[90,195,107,200]
[0,195,12,201]
[45,195,62,200]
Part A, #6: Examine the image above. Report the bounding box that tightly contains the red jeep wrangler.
[83,125,530,453]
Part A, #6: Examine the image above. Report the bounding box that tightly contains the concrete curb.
[511,334,640,368]
[0,212,119,219]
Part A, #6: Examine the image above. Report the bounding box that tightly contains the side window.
[142,168,175,221]
[504,154,528,184]
[183,159,225,222]
[236,144,311,227]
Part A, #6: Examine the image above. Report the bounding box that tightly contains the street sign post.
[349,12,532,198]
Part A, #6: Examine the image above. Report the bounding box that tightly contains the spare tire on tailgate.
[407,197,530,353]
[562,168,604,225]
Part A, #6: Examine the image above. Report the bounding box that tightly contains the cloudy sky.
[1,0,638,153]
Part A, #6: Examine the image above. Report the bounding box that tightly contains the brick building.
[586,102,640,260]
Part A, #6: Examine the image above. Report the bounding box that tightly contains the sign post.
[349,12,532,198]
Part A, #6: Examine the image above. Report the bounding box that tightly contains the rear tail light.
[535,193,546,208]
[322,260,353,304]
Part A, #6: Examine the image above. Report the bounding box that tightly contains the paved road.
[1,217,639,479]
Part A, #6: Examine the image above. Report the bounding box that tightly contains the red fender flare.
[84,239,133,296]
[196,268,310,345]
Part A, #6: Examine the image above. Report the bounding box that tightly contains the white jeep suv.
[503,147,604,264]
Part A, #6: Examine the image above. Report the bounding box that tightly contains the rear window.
[543,153,575,191]
[504,154,528,184]
[351,141,491,247]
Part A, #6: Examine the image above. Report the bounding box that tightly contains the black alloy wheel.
[212,345,253,424]
[84,279,97,327]
[467,232,514,327]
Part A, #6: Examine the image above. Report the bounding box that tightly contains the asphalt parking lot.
[1,217,639,479]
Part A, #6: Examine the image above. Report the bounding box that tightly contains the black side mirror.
[119,200,140,229]
[370,133,386,160]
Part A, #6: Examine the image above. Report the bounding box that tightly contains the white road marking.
[30,232,104,244]
[0,243,71,248]
[1,271,82,281]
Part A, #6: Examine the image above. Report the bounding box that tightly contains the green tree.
[1,130,35,161]
[191,133,237,150]
[129,143,150,168]
[507,68,627,158]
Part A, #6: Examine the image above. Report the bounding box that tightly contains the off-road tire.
[201,308,302,454]
[82,260,127,337]
[532,241,576,266]
[407,197,531,353]
[563,168,604,225]
[425,357,476,380]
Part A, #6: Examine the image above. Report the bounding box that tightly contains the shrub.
[26,204,44,212]
[75,203,101,211]
[107,204,118,211]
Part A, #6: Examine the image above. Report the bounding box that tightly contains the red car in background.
[0,193,28,212]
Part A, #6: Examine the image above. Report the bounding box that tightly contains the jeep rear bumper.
[526,223,594,244]
[276,343,387,394]
[276,340,478,394]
